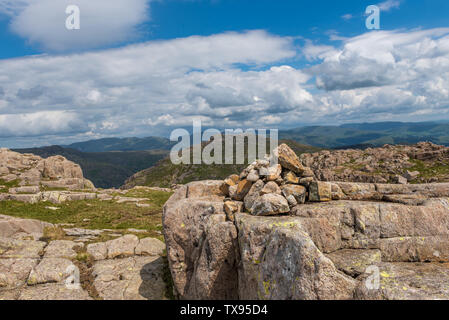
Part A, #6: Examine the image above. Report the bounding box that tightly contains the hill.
[64,136,175,152]
[122,139,321,189]
[280,121,449,148]
[14,146,168,188]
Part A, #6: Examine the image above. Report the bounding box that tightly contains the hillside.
[14,146,168,188]
[280,121,449,148]
[64,136,175,152]
[122,139,321,189]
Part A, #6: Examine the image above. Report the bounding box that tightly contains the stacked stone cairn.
[221,143,335,221]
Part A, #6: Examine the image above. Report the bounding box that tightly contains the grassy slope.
[123,139,322,188]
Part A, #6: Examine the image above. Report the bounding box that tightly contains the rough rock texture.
[0,149,96,204]
[0,220,168,300]
[163,143,449,300]
[300,142,449,184]
[163,182,239,300]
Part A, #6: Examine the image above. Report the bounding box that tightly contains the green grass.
[0,179,20,193]
[409,159,449,180]
[0,189,173,241]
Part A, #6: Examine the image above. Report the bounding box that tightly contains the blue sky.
[0,0,449,147]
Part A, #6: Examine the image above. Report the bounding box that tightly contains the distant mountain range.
[63,136,175,152]
[279,121,449,148]
[13,121,449,188]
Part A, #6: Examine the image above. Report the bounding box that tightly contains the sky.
[0,0,449,148]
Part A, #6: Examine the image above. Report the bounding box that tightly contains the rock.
[281,184,306,206]
[63,228,103,237]
[135,238,165,256]
[0,238,46,258]
[250,194,290,216]
[221,175,240,196]
[236,214,357,299]
[223,200,243,222]
[27,258,75,285]
[17,284,92,300]
[224,174,239,186]
[308,181,332,202]
[0,258,38,289]
[301,167,315,178]
[87,242,108,261]
[231,179,252,201]
[105,235,139,259]
[8,194,42,204]
[403,170,420,181]
[355,262,449,300]
[394,175,408,185]
[0,214,52,240]
[246,169,260,182]
[8,186,40,194]
[44,240,79,259]
[326,249,381,277]
[187,180,226,200]
[163,184,239,300]
[283,171,299,184]
[273,144,305,174]
[93,256,166,300]
[299,177,314,187]
[43,156,83,180]
[260,181,282,195]
[260,164,282,181]
[243,180,265,211]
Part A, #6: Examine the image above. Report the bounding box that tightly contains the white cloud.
[0,0,151,51]
[377,0,401,12]
[1,27,449,146]
[341,14,353,21]
[0,30,298,141]
[0,111,85,137]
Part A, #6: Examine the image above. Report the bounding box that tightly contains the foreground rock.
[163,143,449,300]
[0,220,168,300]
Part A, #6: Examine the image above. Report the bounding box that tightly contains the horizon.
[6,119,449,150]
[1,0,449,148]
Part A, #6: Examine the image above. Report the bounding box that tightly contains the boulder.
[243,180,265,211]
[235,214,357,299]
[250,194,290,216]
[260,181,282,195]
[260,164,282,181]
[162,182,239,300]
[281,184,306,206]
[308,181,332,202]
[273,144,305,174]
[231,179,252,201]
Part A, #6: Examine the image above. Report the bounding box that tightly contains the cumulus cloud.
[0,111,86,137]
[377,0,401,12]
[1,27,449,146]
[0,30,299,141]
[0,0,151,51]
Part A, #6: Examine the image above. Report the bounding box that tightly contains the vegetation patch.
[0,189,172,241]
[0,179,20,193]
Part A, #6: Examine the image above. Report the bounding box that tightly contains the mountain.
[279,121,449,148]
[64,136,175,152]
[13,146,168,188]
[122,139,321,189]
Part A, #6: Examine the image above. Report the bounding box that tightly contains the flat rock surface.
[92,256,166,300]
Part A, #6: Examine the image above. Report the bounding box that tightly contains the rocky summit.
[0,148,96,203]
[163,143,449,300]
